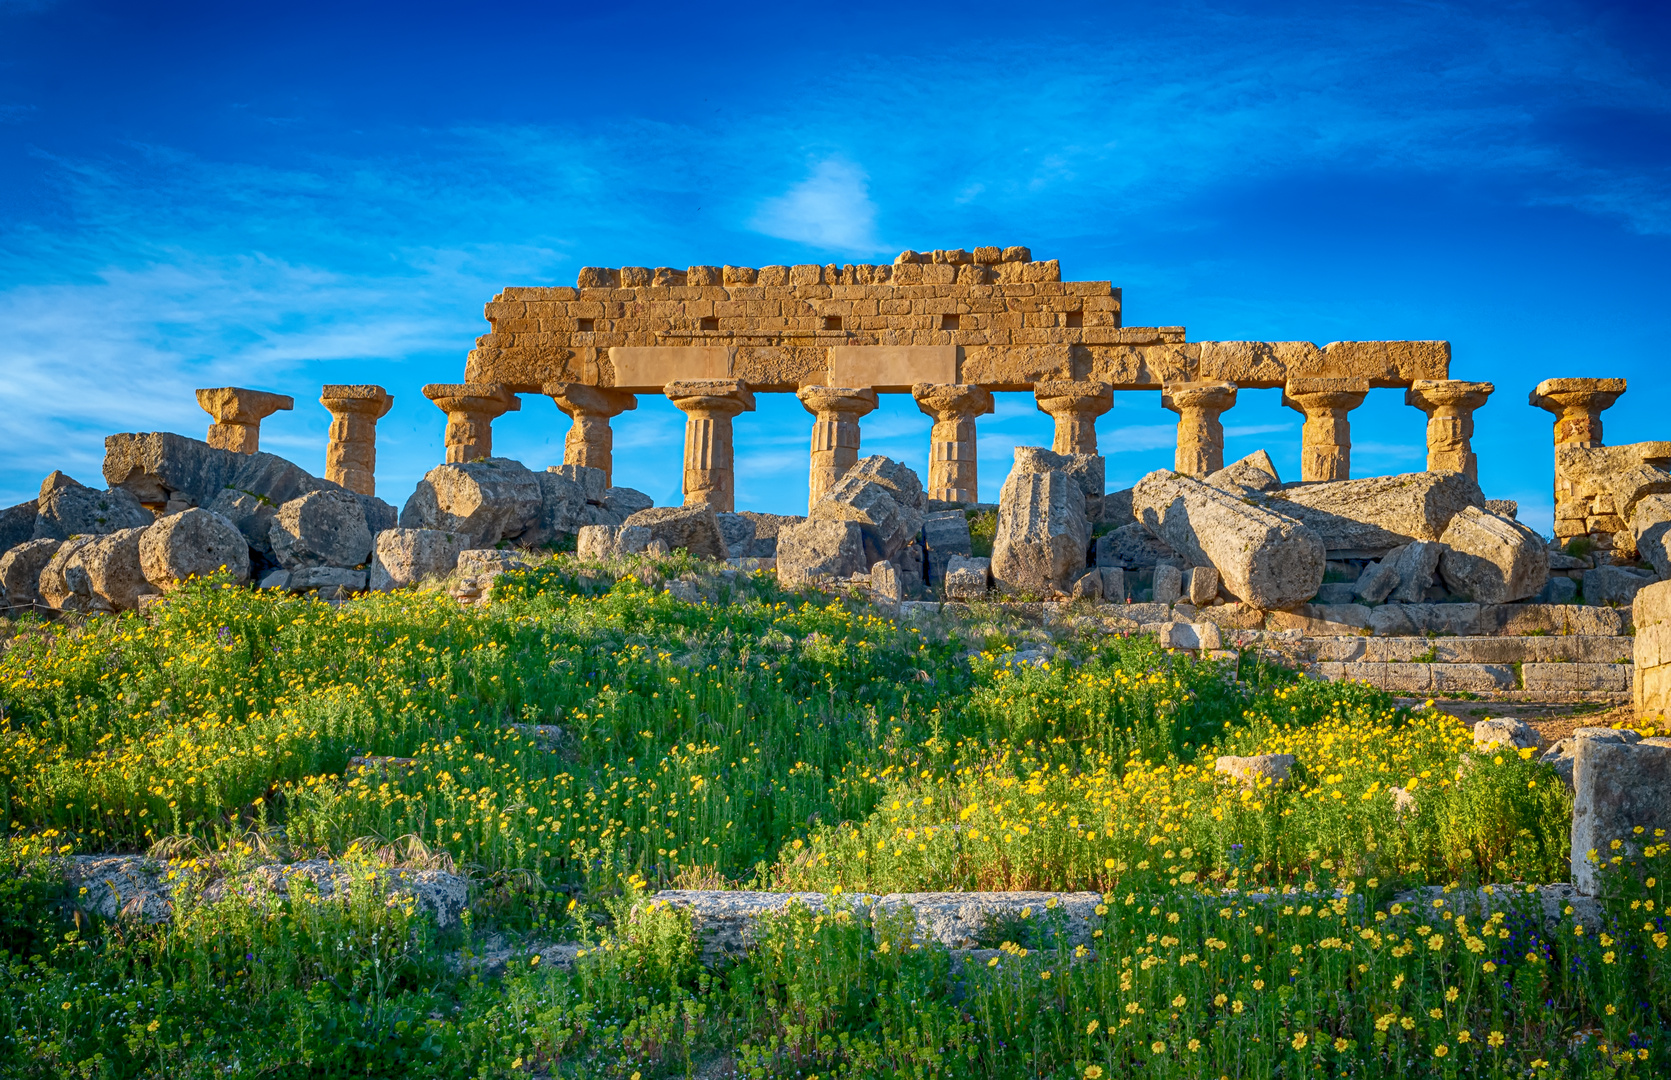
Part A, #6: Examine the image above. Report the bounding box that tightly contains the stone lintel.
[826,346,958,392]
[612,347,736,392]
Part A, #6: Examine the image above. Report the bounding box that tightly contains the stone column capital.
[1405,379,1493,416]
[1281,377,1370,414]
[912,382,995,422]
[423,383,520,463]
[1162,380,1238,414]
[1406,380,1491,481]
[196,386,294,454]
[544,382,638,419]
[666,379,756,418]
[1034,379,1113,415]
[1282,377,1369,482]
[1163,381,1239,476]
[797,385,879,419]
[1529,377,1625,447]
[320,384,394,419]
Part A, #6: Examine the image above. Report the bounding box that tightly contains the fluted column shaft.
[1283,378,1370,482]
[196,387,294,455]
[1405,379,1493,481]
[1162,381,1238,476]
[913,382,995,504]
[667,380,756,512]
[797,385,879,510]
[423,383,520,463]
[1033,380,1113,455]
[320,384,394,496]
[545,383,638,486]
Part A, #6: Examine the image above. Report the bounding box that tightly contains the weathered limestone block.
[622,505,727,560]
[1282,377,1369,482]
[1160,620,1222,650]
[0,500,37,553]
[1554,443,1671,550]
[1094,522,1180,569]
[797,385,879,510]
[715,512,757,559]
[0,538,60,608]
[1355,540,1443,604]
[1183,565,1220,605]
[810,457,926,565]
[737,512,800,558]
[204,489,278,558]
[1530,378,1624,449]
[1152,562,1182,605]
[270,490,375,570]
[667,380,756,513]
[1132,470,1325,609]
[1542,728,1639,790]
[457,549,530,577]
[1012,447,1105,522]
[196,387,294,454]
[1520,663,1631,693]
[991,470,1088,595]
[319,385,393,496]
[913,383,994,504]
[400,459,543,548]
[545,383,637,486]
[1571,740,1671,895]
[1584,565,1655,608]
[1634,581,1671,720]
[1405,380,1492,480]
[289,566,369,593]
[1473,718,1541,752]
[1265,471,1484,555]
[1099,565,1126,602]
[32,472,152,541]
[575,524,654,561]
[1215,754,1295,786]
[38,536,95,611]
[943,555,992,599]
[1630,493,1671,579]
[77,527,154,612]
[605,487,655,519]
[370,528,469,590]
[1206,450,1281,493]
[870,560,903,605]
[1162,381,1238,476]
[1033,380,1113,455]
[1436,507,1548,604]
[777,519,866,586]
[139,508,250,589]
[528,469,594,546]
[422,383,520,464]
[921,510,972,586]
[1070,570,1103,603]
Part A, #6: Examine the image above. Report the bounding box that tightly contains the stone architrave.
[1162,381,1238,476]
[422,383,521,464]
[1033,380,1113,455]
[544,383,638,487]
[1282,378,1369,482]
[912,383,995,504]
[320,385,394,496]
[1529,378,1627,542]
[1405,379,1493,480]
[796,386,879,510]
[195,388,294,455]
[666,380,756,513]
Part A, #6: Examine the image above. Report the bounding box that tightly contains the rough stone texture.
[1099,565,1126,601]
[139,508,250,588]
[798,385,880,509]
[0,499,38,553]
[457,549,530,576]
[1162,381,1238,476]
[38,536,95,611]
[1551,443,1671,554]
[1540,728,1639,790]
[400,458,543,548]
[1184,565,1220,605]
[105,431,331,514]
[1583,565,1655,608]
[623,505,727,560]
[991,469,1088,595]
[1473,718,1541,751]
[33,471,152,542]
[1012,447,1106,522]
[1034,380,1113,456]
[715,512,757,559]
[1160,620,1222,650]
[1356,541,1443,604]
[1475,603,1627,637]
[1102,487,1135,527]
[1521,663,1631,693]
[1630,493,1671,579]
[1070,570,1103,603]
[1437,507,1549,604]
[871,560,903,605]
[546,463,607,505]
[370,528,469,590]
[270,490,374,570]
[205,488,278,556]
[577,524,654,560]
[1215,754,1295,785]
[1366,603,1482,637]
[1636,580,1671,719]
[735,512,800,558]
[423,382,520,464]
[944,554,992,599]
[529,470,593,545]
[1094,522,1180,570]
[810,456,927,565]
[1265,471,1484,555]
[922,509,972,586]
[1405,379,1492,480]
[1152,563,1182,605]
[0,538,60,608]
[289,567,369,592]
[320,384,394,496]
[913,383,994,504]
[1535,576,1579,604]
[776,519,866,586]
[76,526,153,612]
[1205,450,1281,493]
[1133,470,1325,609]
[1571,740,1671,895]
[605,487,655,518]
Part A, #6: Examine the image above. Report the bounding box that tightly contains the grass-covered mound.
[0,562,1665,1078]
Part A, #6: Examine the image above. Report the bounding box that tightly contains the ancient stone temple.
[433,247,1458,509]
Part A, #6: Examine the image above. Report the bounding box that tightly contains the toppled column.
[1530,378,1626,547]
[1282,377,1369,482]
[1033,380,1113,455]
[195,387,294,454]
[1162,381,1238,476]
[666,380,756,513]
[422,383,520,464]
[797,386,879,510]
[913,383,995,504]
[319,385,393,496]
[1405,379,1493,480]
[545,383,638,487]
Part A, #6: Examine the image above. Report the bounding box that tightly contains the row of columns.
[197,385,394,496]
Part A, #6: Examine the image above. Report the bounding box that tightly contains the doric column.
[1405,379,1493,480]
[544,383,638,486]
[422,383,520,463]
[1033,380,1113,455]
[912,383,995,504]
[195,387,294,454]
[1530,377,1627,536]
[1282,377,1370,482]
[1161,381,1238,476]
[319,384,394,496]
[797,385,879,510]
[666,380,756,512]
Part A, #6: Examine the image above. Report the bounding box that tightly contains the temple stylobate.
[435,247,1472,511]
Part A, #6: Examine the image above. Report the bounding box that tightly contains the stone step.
[1317,660,1632,696]
[1312,635,1634,665]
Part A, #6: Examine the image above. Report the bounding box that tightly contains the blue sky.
[1,0,1668,528]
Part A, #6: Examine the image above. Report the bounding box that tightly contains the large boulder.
[369,528,469,590]
[1436,506,1548,604]
[1354,540,1442,604]
[105,431,327,510]
[1094,522,1181,569]
[991,469,1088,594]
[604,487,654,518]
[714,512,757,559]
[0,500,37,553]
[621,505,727,559]
[1571,740,1671,895]
[1264,471,1484,555]
[776,519,866,586]
[32,472,151,541]
[1582,564,1655,608]
[1206,450,1281,493]
[809,457,926,565]
[1634,580,1671,720]
[1012,447,1105,521]
[270,490,374,570]
[77,526,154,612]
[1630,493,1671,579]
[921,510,972,585]
[139,508,251,589]
[0,538,61,608]
[737,512,802,558]
[38,536,95,611]
[399,459,543,548]
[529,469,592,546]
[1132,470,1325,609]
[205,488,278,556]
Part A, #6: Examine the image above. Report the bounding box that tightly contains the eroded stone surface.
[1571,740,1671,895]
[1437,507,1549,604]
[140,508,250,588]
[370,528,469,590]
[1265,471,1483,555]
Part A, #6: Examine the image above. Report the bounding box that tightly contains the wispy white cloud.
[749,159,888,256]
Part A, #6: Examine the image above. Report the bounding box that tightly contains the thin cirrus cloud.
[748,159,890,257]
